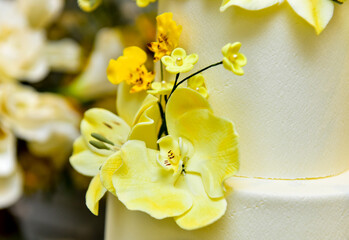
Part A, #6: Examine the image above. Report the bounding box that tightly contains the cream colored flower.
[0,0,81,82]
[67,28,123,101]
[18,0,63,29]
[222,42,247,75]
[161,48,199,74]
[0,123,22,209]
[0,82,80,143]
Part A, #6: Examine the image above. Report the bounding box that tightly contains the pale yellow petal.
[70,136,107,177]
[81,108,130,156]
[78,0,102,12]
[220,0,282,12]
[100,151,123,195]
[161,56,175,66]
[157,135,182,174]
[172,109,239,198]
[185,54,199,65]
[116,82,147,127]
[171,48,187,59]
[86,174,107,215]
[287,0,334,34]
[175,174,227,230]
[128,103,161,149]
[113,141,192,219]
[166,88,212,136]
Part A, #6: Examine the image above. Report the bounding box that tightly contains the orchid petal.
[166,88,212,137]
[287,0,334,34]
[173,109,239,198]
[175,174,227,230]
[81,108,130,156]
[220,0,283,12]
[70,136,107,177]
[86,174,107,216]
[100,151,123,195]
[112,141,192,219]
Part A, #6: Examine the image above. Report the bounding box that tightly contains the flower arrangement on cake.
[70,12,247,230]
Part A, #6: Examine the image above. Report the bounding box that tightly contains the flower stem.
[160,62,164,82]
[168,73,180,97]
[157,99,168,139]
[168,61,223,99]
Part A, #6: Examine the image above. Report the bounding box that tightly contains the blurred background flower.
[0,0,157,239]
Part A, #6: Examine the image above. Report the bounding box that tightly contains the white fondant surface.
[158,0,349,178]
[105,171,349,240]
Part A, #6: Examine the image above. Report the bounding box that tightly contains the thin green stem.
[168,61,223,100]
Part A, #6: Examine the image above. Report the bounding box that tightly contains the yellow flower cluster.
[148,13,182,62]
[107,47,155,93]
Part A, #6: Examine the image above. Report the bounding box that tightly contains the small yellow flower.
[222,42,247,76]
[148,13,182,62]
[107,46,154,93]
[147,81,174,95]
[136,0,156,7]
[187,74,208,98]
[161,48,198,74]
[77,0,102,12]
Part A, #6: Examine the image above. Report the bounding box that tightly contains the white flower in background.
[0,83,81,169]
[0,0,81,83]
[67,28,123,101]
[18,0,64,29]
[0,123,22,209]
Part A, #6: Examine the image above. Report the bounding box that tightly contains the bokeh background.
[0,0,156,239]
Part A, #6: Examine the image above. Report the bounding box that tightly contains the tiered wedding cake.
[104,1,349,239]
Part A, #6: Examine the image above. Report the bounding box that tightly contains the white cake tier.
[158,0,349,179]
[105,170,349,240]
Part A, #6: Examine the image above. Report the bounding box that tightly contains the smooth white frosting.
[158,0,349,179]
[105,170,349,240]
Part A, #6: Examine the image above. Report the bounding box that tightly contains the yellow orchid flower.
[187,74,208,98]
[162,48,199,74]
[222,42,247,76]
[107,46,155,93]
[77,0,102,12]
[148,13,182,62]
[220,0,339,34]
[136,0,156,7]
[70,85,161,215]
[108,88,239,229]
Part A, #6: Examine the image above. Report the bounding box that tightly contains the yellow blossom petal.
[147,81,174,95]
[136,0,156,7]
[175,174,227,230]
[70,136,107,177]
[112,140,192,219]
[81,108,130,156]
[100,151,123,195]
[222,42,247,76]
[157,135,182,174]
[166,88,212,135]
[162,48,199,74]
[116,82,147,127]
[107,46,147,85]
[188,74,208,98]
[287,0,334,34]
[148,13,182,61]
[128,101,161,149]
[77,0,102,12]
[220,0,282,12]
[172,109,239,198]
[86,174,107,215]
